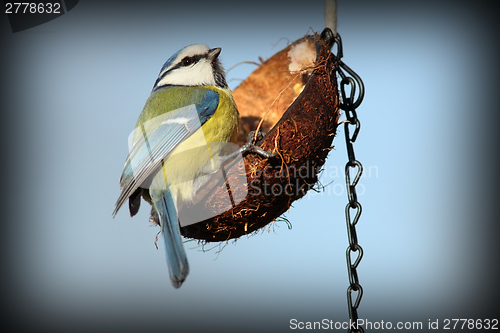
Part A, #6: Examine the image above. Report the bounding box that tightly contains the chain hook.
[331,32,365,110]
[324,29,366,333]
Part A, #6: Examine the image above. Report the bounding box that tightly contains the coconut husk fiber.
[177,30,340,242]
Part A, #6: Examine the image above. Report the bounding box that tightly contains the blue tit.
[113,44,240,288]
[113,44,275,288]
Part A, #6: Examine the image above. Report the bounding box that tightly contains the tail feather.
[152,191,189,288]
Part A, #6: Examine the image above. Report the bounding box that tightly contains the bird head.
[153,44,228,91]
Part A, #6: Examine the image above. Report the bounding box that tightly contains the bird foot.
[216,131,276,168]
[239,131,277,159]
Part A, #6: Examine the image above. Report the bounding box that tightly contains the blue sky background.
[1,1,499,332]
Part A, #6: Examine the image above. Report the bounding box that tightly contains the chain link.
[333,32,365,333]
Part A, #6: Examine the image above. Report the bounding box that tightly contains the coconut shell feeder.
[175,30,340,243]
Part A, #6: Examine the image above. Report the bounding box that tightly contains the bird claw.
[217,131,276,168]
[240,131,277,159]
[247,130,263,144]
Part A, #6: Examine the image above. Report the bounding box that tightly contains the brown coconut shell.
[178,31,340,242]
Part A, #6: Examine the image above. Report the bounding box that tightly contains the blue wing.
[113,88,219,216]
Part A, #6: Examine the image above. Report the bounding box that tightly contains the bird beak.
[208,47,222,61]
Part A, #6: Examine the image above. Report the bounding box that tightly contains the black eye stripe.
[181,54,203,67]
[157,54,205,81]
[153,52,219,90]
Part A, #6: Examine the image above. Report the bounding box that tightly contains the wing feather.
[113,88,219,216]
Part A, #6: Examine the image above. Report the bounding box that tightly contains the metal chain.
[333,32,365,333]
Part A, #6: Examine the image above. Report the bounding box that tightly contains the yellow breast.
[150,86,239,204]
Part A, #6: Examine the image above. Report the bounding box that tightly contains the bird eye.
[181,57,193,66]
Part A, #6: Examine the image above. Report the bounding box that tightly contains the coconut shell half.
[177,31,340,242]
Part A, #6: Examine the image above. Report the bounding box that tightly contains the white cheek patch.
[156,59,216,87]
